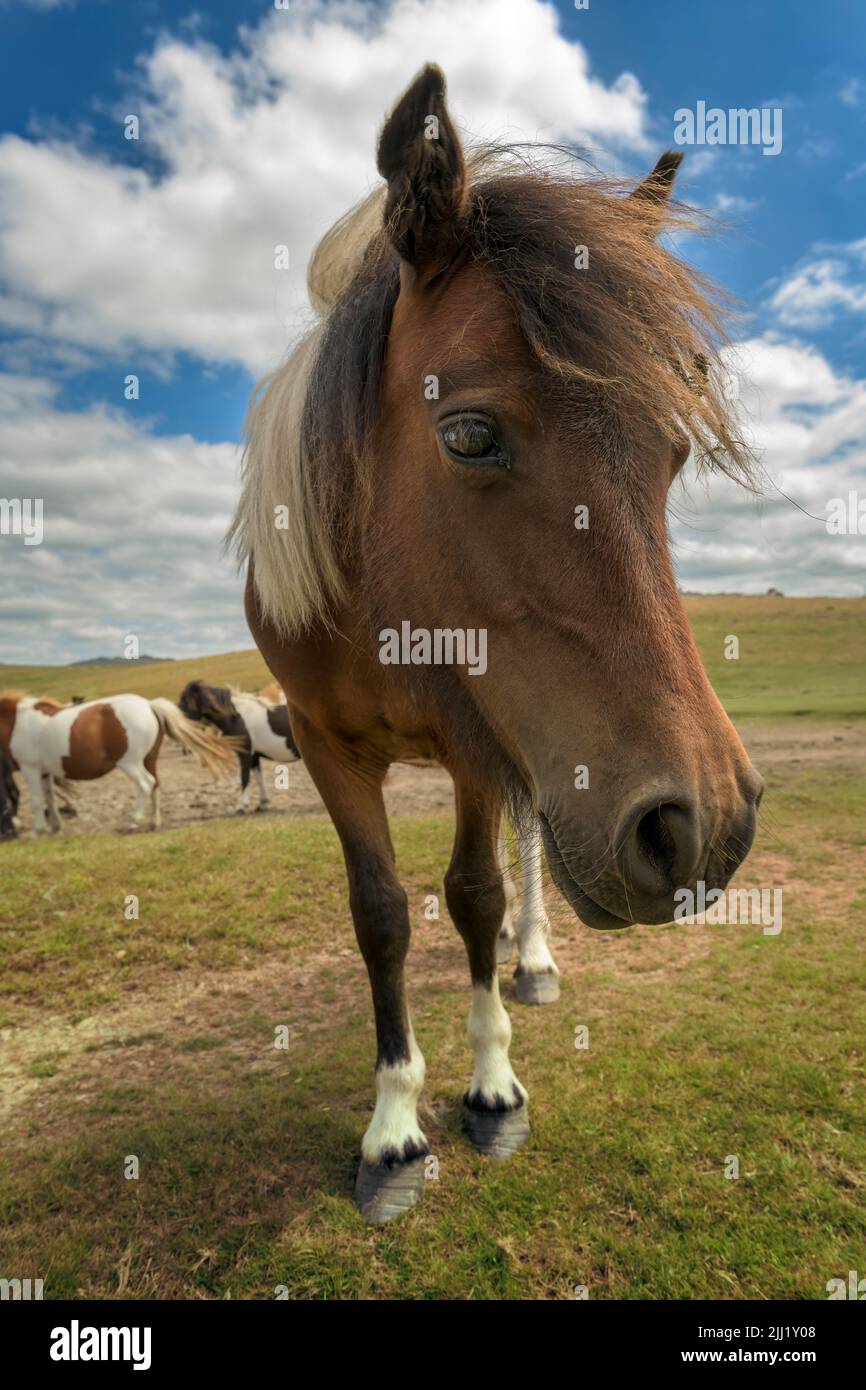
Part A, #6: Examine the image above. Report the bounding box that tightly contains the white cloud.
[839,77,865,107]
[0,0,650,376]
[768,240,866,329]
[2,336,863,671]
[672,337,866,596]
[0,373,247,664]
[713,192,760,214]
[3,0,75,9]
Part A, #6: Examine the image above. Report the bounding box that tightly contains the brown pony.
[229,66,763,1222]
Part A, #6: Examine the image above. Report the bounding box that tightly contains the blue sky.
[1,0,864,662]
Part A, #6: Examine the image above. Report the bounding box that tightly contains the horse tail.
[149,698,240,778]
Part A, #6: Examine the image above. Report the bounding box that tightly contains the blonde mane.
[227,184,387,641]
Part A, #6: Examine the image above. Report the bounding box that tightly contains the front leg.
[252,754,270,811]
[42,773,62,833]
[293,717,428,1223]
[23,767,48,835]
[236,752,252,814]
[446,784,530,1159]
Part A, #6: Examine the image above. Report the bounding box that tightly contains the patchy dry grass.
[1,759,864,1299]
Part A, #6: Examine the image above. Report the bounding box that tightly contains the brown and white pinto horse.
[178,681,300,813]
[229,66,763,1222]
[0,692,237,834]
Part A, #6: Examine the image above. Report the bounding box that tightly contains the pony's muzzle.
[543,766,764,929]
[614,768,764,922]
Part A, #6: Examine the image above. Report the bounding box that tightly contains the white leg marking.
[23,768,47,835]
[467,980,527,1109]
[151,785,161,830]
[361,1027,427,1164]
[119,763,155,828]
[515,827,558,976]
[497,823,517,945]
[254,762,269,806]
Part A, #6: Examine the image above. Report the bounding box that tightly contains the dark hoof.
[515,969,560,1005]
[254,802,270,813]
[496,932,515,966]
[464,1102,530,1159]
[353,1156,427,1224]
[233,808,247,817]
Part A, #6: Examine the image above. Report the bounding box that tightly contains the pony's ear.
[631,150,683,230]
[377,64,468,282]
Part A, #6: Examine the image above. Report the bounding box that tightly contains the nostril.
[635,805,678,880]
[619,796,701,898]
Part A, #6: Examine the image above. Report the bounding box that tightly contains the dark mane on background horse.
[229,144,754,645]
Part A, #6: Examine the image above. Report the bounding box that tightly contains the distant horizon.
[0,592,862,674]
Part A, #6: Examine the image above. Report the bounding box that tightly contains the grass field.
[1,597,865,1299]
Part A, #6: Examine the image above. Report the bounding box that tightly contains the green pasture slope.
[1,596,864,1299]
[0,647,273,705]
[687,596,865,720]
[1,595,864,718]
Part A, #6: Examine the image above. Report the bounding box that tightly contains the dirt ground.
[8,718,865,838]
[10,743,455,836]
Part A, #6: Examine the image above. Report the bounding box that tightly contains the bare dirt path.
[10,744,454,836]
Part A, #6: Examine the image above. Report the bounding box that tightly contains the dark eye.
[439,413,510,469]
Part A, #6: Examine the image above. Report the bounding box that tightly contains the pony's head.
[178,681,237,733]
[233,65,763,929]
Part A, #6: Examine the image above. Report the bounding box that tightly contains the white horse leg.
[361,1022,427,1168]
[42,774,62,833]
[514,826,560,1005]
[143,739,161,831]
[23,767,48,835]
[119,761,156,830]
[253,757,270,811]
[464,977,530,1155]
[496,821,518,963]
